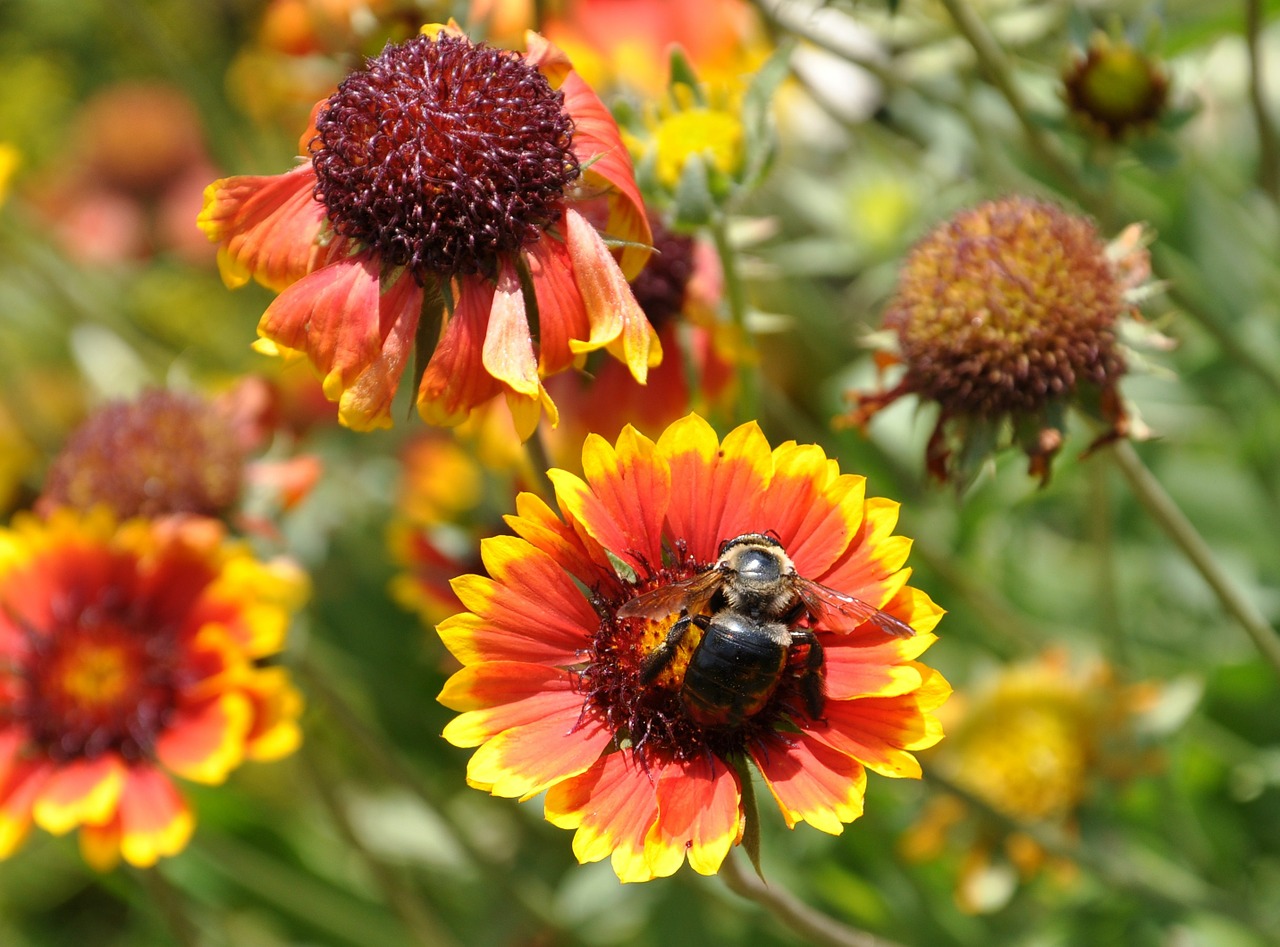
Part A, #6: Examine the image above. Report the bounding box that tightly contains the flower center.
[13,608,180,763]
[310,32,580,281]
[653,108,743,189]
[581,547,808,764]
[628,218,696,329]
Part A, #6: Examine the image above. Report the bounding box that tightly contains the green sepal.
[672,154,716,229]
[666,45,707,106]
[408,276,447,419]
[730,753,765,881]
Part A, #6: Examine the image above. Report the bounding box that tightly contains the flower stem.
[1109,440,1280,678]
[1246,0,1280,200]
[709,212,760,424]
[524,423,558,498]
[935,0,1082,193]
[298,740,460,947]
[719,851,905,947]
[135,866,202,947]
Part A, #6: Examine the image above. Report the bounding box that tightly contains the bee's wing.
[796,579,917,638]
[616,569,723,621]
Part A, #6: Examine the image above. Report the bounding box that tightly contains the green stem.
[524,423,558,498]
[719,852,906,947]
[1246,0,1280,200]
[1110,440,1280,679]
[935,0,1082,192]
[709,213,759,423]
[298,741,459,947]
[135,866,202,947]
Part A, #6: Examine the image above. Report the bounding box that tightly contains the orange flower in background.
[201,24,658,437]
[0,510,307,869]
[901,650,1170,913]
[438,414,948,881]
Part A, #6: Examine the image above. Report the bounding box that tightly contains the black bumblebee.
[617,533,916,728]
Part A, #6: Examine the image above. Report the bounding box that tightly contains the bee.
[617,532,916,728]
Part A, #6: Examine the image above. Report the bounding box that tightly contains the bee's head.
[717,534,794,607]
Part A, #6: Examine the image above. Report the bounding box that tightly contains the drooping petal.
[752,733,867,835]
[546,426,669,572]
[116,767,195,867]
[31,755,125,836]
[155,692,253,784]
[650,754,741,876]
[544,751,663,883]
[257,253,422,431]
[525,236,591,375]
[483,260,541,398]
[560,72,651,278]
[658,415,772,561]
[198,165,331,292]
[439,536,598,665]
[418,275,504,428]
[564,209,660,384]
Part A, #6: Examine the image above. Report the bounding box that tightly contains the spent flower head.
[201,24,658,438]
[844,196,1160,487]
[1063,34,1170,141]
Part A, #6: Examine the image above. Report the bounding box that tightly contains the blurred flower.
[438,414,947,882]
[37,387,319,528]
[542,0,767,100]
[1063,34,1169,140]
[0,509,307,868]
[901,650,1169,913]
[26,83,218,265]
[0,143,18,208]
[201,25,658,437]
[844,197,1159,486]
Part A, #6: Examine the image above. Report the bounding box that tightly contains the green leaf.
[731,754,765,881]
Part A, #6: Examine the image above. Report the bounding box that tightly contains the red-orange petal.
[117,767,195,867]
[823,634,934,700]
[752,733,867,835]
[561,72,651,278]
[526,236,591,375]
[0,758,52,858]
[463,700,612,800]
[544,750,662,882]
[418,275,503,427]
[564,209,658,383]
[547,426,669,572]
[155,692,253,784]
[504,491,619,593]
[440,662,583,743]
[199,165,329,292]
[762,442,866,578]
[651,753,741,876]
[482,259,540,398]
[32,755,125,836]
[658,416,772,561]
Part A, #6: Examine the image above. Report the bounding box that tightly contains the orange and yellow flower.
[437,414,948,882]
[201,24,658,438]
[0,509,307,869]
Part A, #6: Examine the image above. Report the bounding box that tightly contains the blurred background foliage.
[2,0,1280,945]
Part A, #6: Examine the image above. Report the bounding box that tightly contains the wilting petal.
[547,426,669,572]
[117,768,194,867]
[545,751,663,882]
[156,692,253,784]
[658,415,772,560]
[198,165,329,292]
[565,209,659,383]
[523,30,574,87]
[483,260,540,398]
[418,276,504,427]
[31,755,125,836]
[753,733,867,835]
[258,254,421,431]
[526,236,591,375]
[560,72,651,278]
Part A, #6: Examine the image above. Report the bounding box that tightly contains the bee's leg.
[639,614,706,684]
[791,629,827,720]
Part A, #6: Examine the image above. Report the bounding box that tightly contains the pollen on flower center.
[310,32,580,281]
[21,618,178,763]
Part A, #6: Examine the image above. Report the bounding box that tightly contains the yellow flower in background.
[0,143,18,207]
[0,510,307,869]
[901,650,1171,913]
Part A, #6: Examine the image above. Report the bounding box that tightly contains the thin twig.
[1109,440,1280,679]
[719,851,906,947]
[1245,0,1280,199]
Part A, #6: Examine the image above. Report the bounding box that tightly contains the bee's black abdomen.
[682,612,789,727]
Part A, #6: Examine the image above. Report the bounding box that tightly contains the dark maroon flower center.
[310,32,580,281]
[629,219,696,329]
[580,547,812,765]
